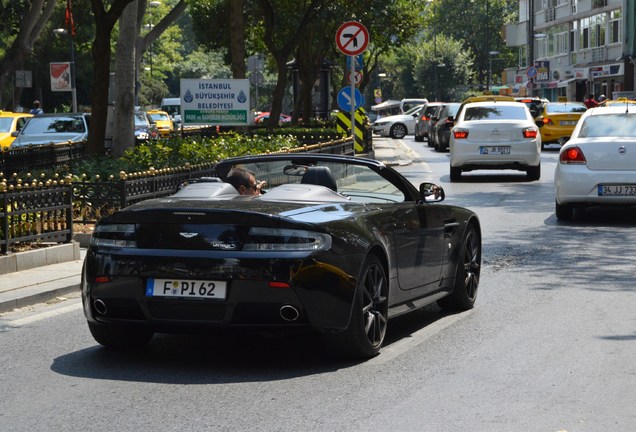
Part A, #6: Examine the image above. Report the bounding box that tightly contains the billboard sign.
[50,62,72,92]
[180,79,250,126]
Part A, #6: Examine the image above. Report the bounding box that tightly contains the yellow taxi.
[535,101,587,148]
[598,97,636,107]
[146,109,174,136]
[0,111,32,149]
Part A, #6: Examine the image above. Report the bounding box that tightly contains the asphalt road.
[1,138,635,431]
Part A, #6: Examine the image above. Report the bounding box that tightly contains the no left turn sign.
[336,21,369,56]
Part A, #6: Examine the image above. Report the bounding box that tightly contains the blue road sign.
[346,55,364,71]
[337,87,364,111]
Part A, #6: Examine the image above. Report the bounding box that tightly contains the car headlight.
[91,224,136,247]
[243,227,332,251]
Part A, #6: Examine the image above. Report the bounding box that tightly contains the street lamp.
[488,51,500,91]
[53,28,77,113]
[145,1,162,77]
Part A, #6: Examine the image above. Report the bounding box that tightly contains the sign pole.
[350,55,356,140]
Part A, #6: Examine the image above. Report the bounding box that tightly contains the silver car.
[11,113,90,147]
[372,105,424,139]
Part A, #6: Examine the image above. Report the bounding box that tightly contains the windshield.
[546,103,587,114]
[578,114,636,138]
[22,116,86,134]
[464,105,528,121]
[404,105,423,115]
[226,159,406,203]
[0,117,12,132]
[134,113,148,126]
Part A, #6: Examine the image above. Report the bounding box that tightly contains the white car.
[554,105,636,220]
[449,101,541,181]
[372,105,424,139]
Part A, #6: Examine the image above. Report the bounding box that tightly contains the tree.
[0,0,58,109]
[112,0,187,157]
[410,35,476,101]
[88,0,137,155]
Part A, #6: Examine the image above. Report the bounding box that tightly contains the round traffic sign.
[347,71,363,86]
[527,67,537,78]
[336,21,369,56]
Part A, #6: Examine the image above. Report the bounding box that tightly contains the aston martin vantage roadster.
[82,153,481,358]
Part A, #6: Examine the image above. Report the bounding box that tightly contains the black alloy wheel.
[438,224,481,311]
[390,123,407,139]
[327,254,388,358]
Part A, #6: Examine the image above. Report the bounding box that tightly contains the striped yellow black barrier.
[336,109,366,153]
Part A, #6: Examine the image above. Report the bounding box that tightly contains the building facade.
[505,0,635,102]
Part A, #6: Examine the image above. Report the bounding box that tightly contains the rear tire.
[438,224,481,311]
[88,321,154,349]
[325,254,388,359]
[450,166,462,182]
[555,201,574,220]
[414,133,424,142]
[527,164,541,181]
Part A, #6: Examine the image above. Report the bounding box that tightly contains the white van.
[160,98,181,127]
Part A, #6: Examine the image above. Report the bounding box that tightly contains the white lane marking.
[7,301,83,327]
[366,310,474,366]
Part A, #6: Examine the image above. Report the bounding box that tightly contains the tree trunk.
[228,0,246,79]
[87,0,137,156]
[112,1,138,157]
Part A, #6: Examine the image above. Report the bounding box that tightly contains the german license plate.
[480,146,510,155]
[146,278,227,299]
[598,185,636,196]
[560,120,577,126]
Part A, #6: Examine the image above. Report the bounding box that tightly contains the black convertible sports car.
[82,153,481,358]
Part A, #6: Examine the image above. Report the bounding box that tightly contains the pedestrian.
[29,100,44,115]
[583,94,598,109]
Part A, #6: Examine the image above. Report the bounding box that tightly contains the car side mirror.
[11,131,19,137]
[536,119,544,128]
[419,182,445,203]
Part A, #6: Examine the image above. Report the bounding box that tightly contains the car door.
[390,202,445,291]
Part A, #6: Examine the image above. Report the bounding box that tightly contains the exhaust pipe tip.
[94,298,107,315]
[279,304,300,322]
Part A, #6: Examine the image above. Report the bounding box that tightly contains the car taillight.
[91,223,137,247]
[543,117,554,125]
[453,129,469,139]
[560,146,586,164]
[522,128,538,138]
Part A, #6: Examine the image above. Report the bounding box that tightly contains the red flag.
[65,0,76,37]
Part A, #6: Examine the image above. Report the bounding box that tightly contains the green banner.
[183,110,248,124]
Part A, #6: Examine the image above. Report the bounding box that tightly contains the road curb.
[0,282,81,314]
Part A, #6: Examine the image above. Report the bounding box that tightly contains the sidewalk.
[0,136,415,314]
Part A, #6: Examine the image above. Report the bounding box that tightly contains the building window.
[571,0,577,14]
[580,17,590,49]
[590,13,606,48]
[554,24,568,55]
[609,10,621,44]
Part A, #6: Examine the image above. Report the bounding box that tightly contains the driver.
[226,167,266,195]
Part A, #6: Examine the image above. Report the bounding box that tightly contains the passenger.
[225,167,266,195]
[584,95,598,108]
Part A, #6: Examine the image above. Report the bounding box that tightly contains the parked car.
[134,111,159,143]
[0,111,32,149]
[414,102,444,143]
[535,101,587,148]
[146,109,174,136]
[372,104,424,139]
[449,101,541,181]
[554,105,636,220]
[11,113,90,147]
[430,102,461,152]
[254,112,292,124]
[82,153,481,358]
